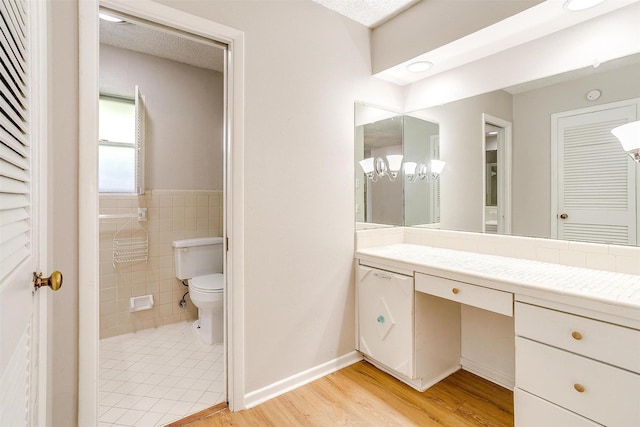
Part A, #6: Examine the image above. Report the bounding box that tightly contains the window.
[99,87,145,193]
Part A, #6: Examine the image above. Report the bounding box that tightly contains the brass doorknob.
[33,271,63,292]
[560,213,568,219]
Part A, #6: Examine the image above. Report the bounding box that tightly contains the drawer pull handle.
[574,384,585,393]
[452,288,460,294]
[374,272,392,280]
[571,331,583,341]
[377,315,385,324]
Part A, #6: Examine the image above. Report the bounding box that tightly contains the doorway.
[78,1,246,424]
[97,11,227,425]
[482,115,512,235]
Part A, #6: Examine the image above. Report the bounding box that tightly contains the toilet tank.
[172,237,223,280]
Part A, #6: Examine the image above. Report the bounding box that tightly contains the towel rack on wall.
[99,208,147,221]
[110,217,149,268]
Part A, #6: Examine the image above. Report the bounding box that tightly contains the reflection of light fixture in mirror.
[359,155,403,182]
[563,0,605,11]
[406,61,433,73]
[99,12,125,23]
[611,120,640,162]
[404,160,445,183]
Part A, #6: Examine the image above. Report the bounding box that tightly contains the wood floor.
[182,361,513,426]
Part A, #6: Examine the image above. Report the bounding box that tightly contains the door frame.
[481,114,512,234]
[78,1,246,424]
[30,0,52,424]
[550,98,640,240]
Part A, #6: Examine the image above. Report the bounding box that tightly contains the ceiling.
[99,16,225,72]
[310,0,421,28]
[99,0,421,74]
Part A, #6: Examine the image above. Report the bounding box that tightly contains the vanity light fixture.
[611,120,640,162]
[359,155,404,182]
[563,0,605,11]
[404,160,446,183]
[99,12,125,23]
[406,61,433,73]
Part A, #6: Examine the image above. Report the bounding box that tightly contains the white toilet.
[172,237,224,344]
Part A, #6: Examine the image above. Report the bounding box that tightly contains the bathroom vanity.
[355,244,640,427]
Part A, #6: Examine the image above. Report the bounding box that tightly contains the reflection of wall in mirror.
[368,145,403,225]
[512,62,640,239]
[404,116,439,226]
[418,91,513,233]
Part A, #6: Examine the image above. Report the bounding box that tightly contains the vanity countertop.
[356,244,640,323]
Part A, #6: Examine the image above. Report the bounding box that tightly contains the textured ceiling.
[311,0,421,27]
[100,19,225,72]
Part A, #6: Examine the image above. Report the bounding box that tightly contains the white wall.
[151,0,402,395]
[370,0,541,74]
[50,2,402,421]
[100,44,223,191]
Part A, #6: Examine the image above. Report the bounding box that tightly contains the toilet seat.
[189,273,224,293]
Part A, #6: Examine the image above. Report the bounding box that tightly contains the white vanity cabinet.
[356,263,461,390]
[515,302,640,427]
[356,264,415,378]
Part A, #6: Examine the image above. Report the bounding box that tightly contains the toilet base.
[191,312,223,345]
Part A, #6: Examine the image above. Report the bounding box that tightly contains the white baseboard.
[461,357,515,390]
[244,351,363,409]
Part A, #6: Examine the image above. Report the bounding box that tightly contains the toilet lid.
[190,274,224,292]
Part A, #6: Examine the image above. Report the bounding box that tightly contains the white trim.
[460,357,515,391]
[550,98,640,241]
[30,0,52,424]
[244,351,363,409]
[79,1,246,422]
[482,114,513,235]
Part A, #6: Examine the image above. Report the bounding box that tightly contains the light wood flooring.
[180,361,514,426]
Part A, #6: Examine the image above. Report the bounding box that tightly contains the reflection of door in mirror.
[483,115,512,235]
[552,99,639,245]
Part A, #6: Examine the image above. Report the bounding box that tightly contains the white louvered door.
[0,0,49,425]
[556,103,638,245]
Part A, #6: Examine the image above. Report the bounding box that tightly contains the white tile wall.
[99,190,223,338]
[356,227,640,276]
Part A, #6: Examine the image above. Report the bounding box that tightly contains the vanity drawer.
[514,388,601,427]
[415,273,512,316]
[516,337,640,427]
[516,302,640,373]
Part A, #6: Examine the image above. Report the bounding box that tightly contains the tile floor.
[99,321,225,427]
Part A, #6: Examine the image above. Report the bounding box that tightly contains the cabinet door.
[357,265,414,378]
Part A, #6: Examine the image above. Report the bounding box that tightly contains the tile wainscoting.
[99,190,223,339]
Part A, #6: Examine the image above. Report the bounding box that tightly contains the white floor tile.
[116,409,146,426]
[100,392,128,407]
[114,395,142,410]
[99,321,225,427]
[131,396,160,411]
[163,387,188,401]
[149,398,176,414]
[147,385,171,398]
[99,407,127,423]
[135,411,164,427]
[155,413,182,427]
[180,389,205,403]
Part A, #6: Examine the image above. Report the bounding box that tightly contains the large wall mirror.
[355,103,441,228]
[356,52,640,245]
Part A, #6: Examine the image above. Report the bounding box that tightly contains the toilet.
[172,237,224,344]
